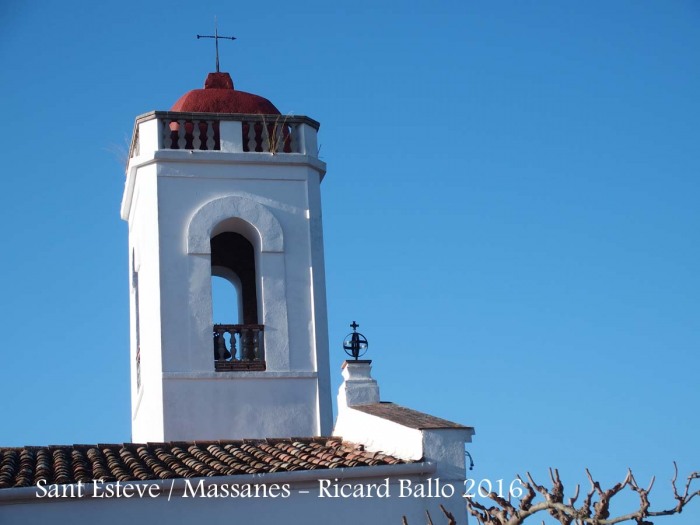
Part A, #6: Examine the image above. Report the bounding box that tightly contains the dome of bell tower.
[171,72,281,114]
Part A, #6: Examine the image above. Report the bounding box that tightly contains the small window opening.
[132,252,142,389]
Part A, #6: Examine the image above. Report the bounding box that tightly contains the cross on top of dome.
[197,19,237,73]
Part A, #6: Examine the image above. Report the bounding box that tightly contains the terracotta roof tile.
[0,438,408,490]
[351,402,473,430]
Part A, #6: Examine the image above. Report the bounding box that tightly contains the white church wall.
[306,175,333,434]
[422,428,475,494]
[334,405,424,461]
[1,463,470,525]
[161,375,320,439]
[127,163,165,442]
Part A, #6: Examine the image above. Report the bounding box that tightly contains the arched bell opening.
[210,231,265,371]
[211,232,258,324]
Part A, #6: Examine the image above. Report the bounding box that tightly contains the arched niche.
[187,194,284,255]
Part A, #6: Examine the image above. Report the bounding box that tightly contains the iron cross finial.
[197,18,236,73]
[343,321,368,360]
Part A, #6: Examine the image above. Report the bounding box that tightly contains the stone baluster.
[289,123,299,153]
[282,125,292,153]
[240,329,252,361]
[274,124,285,154]
[270,124,279,153]
[206,121,215,150]
[192,120,202,150]
[261,123,271,153]
[163,119,173,149]
[177,119,187,149]
[230,328,239,361]
[247,122,258,152]
[253,329,262,360]
[173,120,187,149]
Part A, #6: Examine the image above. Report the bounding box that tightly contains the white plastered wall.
[332,362,474,523]
[124,150,333,442]
[1,463,467,525]
[127,163,165,442]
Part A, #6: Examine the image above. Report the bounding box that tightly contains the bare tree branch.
[407,467,698,525]
[439,505,458,525]
[406,507,458,525]
[463,466,699,525]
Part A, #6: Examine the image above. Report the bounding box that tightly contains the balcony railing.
[213,324,265,372]
[128,111,320,160]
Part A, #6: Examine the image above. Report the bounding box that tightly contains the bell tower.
[121,70,332,442]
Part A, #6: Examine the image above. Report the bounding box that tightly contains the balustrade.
[213,324,265,371]
[163,118,218,150]
[128,111,319,158]
[242,119,294,153]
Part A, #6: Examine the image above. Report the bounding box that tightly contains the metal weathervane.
[197,18,236,73]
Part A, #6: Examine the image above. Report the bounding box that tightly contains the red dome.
[171,72,280,115]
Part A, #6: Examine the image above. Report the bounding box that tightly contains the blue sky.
[1,1,698,522]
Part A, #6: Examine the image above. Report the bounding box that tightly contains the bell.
[213,331,232,361]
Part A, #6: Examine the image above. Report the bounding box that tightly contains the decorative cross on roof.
[343,321,368,360]
[197,19,236,73]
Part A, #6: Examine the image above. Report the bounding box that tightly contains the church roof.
[0,438,405,490]
[352,402,472,430]
[171,72,281,114]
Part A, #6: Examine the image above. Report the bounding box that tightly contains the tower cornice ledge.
[162,371,319,380]
[150,149,327,172]
[121,152,326,221]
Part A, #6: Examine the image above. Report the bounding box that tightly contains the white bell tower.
[121,71,333,442]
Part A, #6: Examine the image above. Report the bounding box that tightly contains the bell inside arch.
[214,332,232,361]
